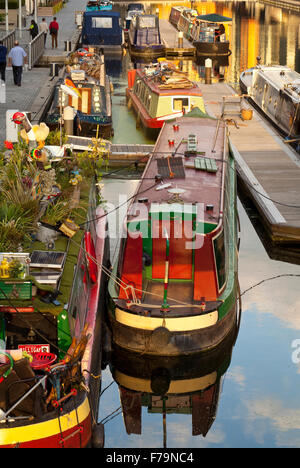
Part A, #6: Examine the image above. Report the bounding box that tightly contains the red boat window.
[152,219,193,280]
[193,234,218,301]
[118,233,143,300]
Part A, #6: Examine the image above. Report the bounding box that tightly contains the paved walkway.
[0,0,82,143]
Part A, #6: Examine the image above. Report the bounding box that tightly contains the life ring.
[84,232,98,283]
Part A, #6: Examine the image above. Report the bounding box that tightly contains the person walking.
[39,18,49,46]
[29,19,39,40]
[7,41,27,87]
[0,40,7,85]
[49,17,59,49]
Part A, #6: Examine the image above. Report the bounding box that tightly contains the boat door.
[173,97,190,114]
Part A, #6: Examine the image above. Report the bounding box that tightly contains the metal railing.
[1,29,16,52]
[28,31,45,70]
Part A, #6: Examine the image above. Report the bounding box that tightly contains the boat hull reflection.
[110,324,239,439]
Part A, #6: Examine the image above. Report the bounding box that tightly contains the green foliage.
[45,130,68,146]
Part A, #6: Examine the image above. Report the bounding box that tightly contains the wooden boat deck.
[201,82,300,243]
[159,19,195,57]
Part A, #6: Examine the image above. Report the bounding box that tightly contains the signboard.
[18,344,50,353]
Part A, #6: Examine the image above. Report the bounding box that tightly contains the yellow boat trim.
[0,395,90,446]
[115,370,217,394]
[115,308,218,332]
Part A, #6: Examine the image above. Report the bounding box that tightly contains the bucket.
[241,108,253,120]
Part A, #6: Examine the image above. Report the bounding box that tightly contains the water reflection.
[99,1,300,449]
[109,323,240,447]
[113,1,300,86]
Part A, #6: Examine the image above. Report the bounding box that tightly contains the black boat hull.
[107,303,238,356]
[194,41,230,57]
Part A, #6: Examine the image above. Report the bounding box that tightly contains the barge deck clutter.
[126,61,205,132]
[107,111,239,356]
[0,113,109,447]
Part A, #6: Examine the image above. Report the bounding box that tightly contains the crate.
[0,280,32,300]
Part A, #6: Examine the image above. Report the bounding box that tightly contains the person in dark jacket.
[29,20,39,39]
[0,40,7,84]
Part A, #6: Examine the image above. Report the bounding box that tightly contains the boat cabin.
[86,0,112,11]
[127,65,205,127]
[81,11,123,46]
[190,14,231,43]
[177,8,198,39]
[128,14,164,54]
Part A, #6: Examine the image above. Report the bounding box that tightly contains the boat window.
[92,17,113,28]
[173,98,189,112]
[213,229,226,291]
[139,16,157,28]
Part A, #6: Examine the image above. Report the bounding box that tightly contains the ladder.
[221,94,244,118]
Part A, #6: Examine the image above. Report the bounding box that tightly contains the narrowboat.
[124,10,143,40]
[127,3,144,13]
[127,14,166,59]
[107,110,239,356]
[86,0,112,12]
[0,114,110,447]
[110,322,239,442]
[126,62,205,133]
[81,11,124,53]
[192,14,232,58]
[45,49,113,138]
[177,8,198,40]
[240,64,300,139]
[169,6,185,28]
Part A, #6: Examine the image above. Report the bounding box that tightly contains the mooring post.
[178,31,183,48]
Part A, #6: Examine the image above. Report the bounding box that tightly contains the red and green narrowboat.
[107,110,239,356]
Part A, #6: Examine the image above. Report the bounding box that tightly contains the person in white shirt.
[39,18,49,46]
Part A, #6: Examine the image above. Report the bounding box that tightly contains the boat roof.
[196,13,232,23]
[251,65,300,99]
[127,113,226,226]
[135,67,202,96]
[83,10,120,17]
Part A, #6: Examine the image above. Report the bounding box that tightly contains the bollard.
[63,106,75,135]
[205,58,212,84]
[50,63,59,77]
[64,40,72,52]
[178,31,183,48]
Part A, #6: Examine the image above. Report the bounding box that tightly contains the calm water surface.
[99,1,300,448]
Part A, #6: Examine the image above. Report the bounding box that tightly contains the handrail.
[1,29,16,52]
[28,31,45,70]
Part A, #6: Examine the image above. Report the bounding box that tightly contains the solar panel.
[30,251,66,269]
[156,157,185,179]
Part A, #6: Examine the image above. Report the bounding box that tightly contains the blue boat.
[128,14,165,58]
[81,11,123,51]
[86,0,112,12]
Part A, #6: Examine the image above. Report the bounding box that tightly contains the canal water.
[99,1,300,448]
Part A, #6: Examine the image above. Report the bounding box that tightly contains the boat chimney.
[205,58,212,84]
